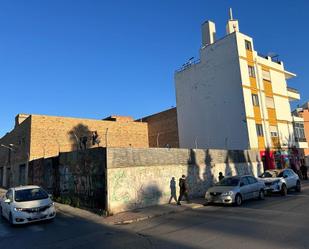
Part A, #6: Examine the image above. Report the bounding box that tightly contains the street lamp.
[3,143,30,186]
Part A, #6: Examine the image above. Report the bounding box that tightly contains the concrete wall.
[106,148,262,214]
[140,108,179,148]
[175,32,249,150]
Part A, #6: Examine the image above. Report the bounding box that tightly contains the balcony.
[287,87,300,101]
[294,139,308,149]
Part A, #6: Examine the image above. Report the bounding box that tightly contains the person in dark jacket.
[177,175,190,205]
[218,172,224,181]
[300,163,308,180]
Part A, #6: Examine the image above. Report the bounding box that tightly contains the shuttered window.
[266,97,275,108]
[262,70,271,81]
[270,125,278,137]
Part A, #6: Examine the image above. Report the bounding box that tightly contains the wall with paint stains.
[28,148,106,210]
[58,147,106,210]
[106,148,262,214]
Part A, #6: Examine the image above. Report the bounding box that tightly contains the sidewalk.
[1,187,205,225]
[56,199,205,225]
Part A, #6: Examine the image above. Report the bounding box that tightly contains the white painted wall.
[175,33,249,150]
[247,119,258,148]
[277,122,294,148]
[242,88,254,117]
[274,96,293,122]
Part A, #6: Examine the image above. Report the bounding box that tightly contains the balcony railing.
[287,87,299,94]
[295,137,307,143]
[176,59,201,73]
[257,53,281,64]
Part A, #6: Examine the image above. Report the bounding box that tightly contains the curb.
[112,203,204,225]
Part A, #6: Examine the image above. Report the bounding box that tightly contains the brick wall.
[29,114,149,160]
[0,116,31,187]
[0,113,149,187]
[140,108,179,148]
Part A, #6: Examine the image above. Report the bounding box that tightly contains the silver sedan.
[205,175,266,206]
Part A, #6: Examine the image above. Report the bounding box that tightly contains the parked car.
[205,175,265,206]
[259,168,301,196]
[0,185,56,225]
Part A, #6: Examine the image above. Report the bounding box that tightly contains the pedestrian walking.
[300,163,308,180]
[168,177,177,204]
[177,175,190,205]
[218,172,224,181]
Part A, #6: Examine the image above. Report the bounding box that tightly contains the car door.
[2,189,13,219]
[287,170,298,188]
[239,177,251,200]
[282,170,293,189]
[247,176,259,198]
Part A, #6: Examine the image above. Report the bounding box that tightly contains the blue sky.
[0,0,308,137]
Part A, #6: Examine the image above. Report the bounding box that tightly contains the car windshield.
[216,177,239,186]
[260,171,278,178]
[15,188,49,202]
[277,171,289,178]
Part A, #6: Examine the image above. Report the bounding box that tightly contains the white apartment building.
[175,10,307,169]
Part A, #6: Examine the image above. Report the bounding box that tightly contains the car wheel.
[281,184,287,196]
[235,194,242,206]
[295,181,301,192]
[258,190,265,200]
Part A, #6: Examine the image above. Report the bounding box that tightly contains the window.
[294,122,306,142]
[247,176,257,184]
[266,97,275,108]
[256,124,264,137]
[240,177,250,186]
[270,125,278,137]
[6,189,13,201]
[245,40,252,51]
[262,70,271,81]
[252,94,259,106]
[248,65,256,78]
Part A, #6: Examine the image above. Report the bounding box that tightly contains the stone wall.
[106,148,262,214]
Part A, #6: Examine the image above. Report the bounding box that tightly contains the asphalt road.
[1,182,309,249]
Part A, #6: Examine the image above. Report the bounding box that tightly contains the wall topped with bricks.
[0,113,149,188]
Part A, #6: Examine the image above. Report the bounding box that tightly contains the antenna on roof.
[229,8,233,20]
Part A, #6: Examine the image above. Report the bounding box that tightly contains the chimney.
[226,8,239,34]
[15,114,30,128]
[202,21,216,46]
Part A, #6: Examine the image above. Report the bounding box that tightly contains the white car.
[205,175,266,206]
[259,169,301,196]
[0,185,56,225]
